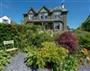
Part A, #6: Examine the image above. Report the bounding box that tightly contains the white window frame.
[29,14,33,20]
[54,22,63,30]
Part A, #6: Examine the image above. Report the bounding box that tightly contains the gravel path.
[3,52,90,71]
[78,64,90,71]
[3,52,32,71]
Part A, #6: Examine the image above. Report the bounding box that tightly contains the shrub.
[27,31,54,47]
[57,31,78,53]
[0,24,42,49]
[0,50,11,71]
[75,30,90,49]
[26,42,68,71]
[63,54,79,71]
[0,23,53,49]
[0,24,17,48]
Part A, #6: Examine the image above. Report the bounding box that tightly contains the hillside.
[81,15,90,31]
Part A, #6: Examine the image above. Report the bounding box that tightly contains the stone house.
[23,4,68,31]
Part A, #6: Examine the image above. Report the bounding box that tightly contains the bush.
[57,31,78,53]
[0,24,42,49]
[0,50,11,71]
[63,54,78,71]
[0,23,54,49]
[0,24,18,48]
[75,30,90,49]
[26,42,68,71]
[28,31,54,47]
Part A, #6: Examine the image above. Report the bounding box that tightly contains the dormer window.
[39,13,48,19]
[29,14,33,20]
[38,6,49,20]
[44,13,48,19]
[41,15,43,19]
[27,8,36,20]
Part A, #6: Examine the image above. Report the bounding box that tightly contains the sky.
[0,0,90,29]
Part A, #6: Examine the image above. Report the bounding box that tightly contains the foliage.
[57,31,78,53]
[79,48,90,64]
[0,23,54,50]
[0,24,17,48]
[75,30,90,49]
[0,50,11,71]
[26,42,68,71]
[0,24,42,49]
[28,31,54,47]
[81,15,90,32]
[62,54,79,71]
[81,48,88,56]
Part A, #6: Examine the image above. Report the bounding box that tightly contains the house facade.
[0,16,11,24]
[23,4,68,31]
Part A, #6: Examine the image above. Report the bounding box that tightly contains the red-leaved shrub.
[57,31,78,53]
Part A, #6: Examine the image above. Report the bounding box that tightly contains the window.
[45,15,48,19]
[53,12,61,19]
[41,15,43,19]
[54,22,63,30]
[60,23,63,31]
[39,14,43,19]
[54,22,60,30]
[39,13,48,19]
[55,23,60,29]
[44,13,48,19]
[29,14,33,20]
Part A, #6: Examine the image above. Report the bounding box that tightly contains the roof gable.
[28,8,36,14]
[38,6,49,13]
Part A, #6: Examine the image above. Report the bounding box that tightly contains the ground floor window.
[53,22,63,31]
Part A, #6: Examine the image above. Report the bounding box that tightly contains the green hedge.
[0,24,42,49]
[0,23,54,50]
[0,24,18,48]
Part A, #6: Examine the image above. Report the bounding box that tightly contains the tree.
[81,15,90,32]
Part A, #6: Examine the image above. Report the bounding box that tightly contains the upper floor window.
[39,13,48,19]
[53,12,61,19]
[44,13,48,19]
[29,14,33,20]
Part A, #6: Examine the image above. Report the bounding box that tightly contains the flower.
[81,48,88,56]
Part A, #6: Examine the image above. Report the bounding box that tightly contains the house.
[0,16,11,24]
[23,4,68,31]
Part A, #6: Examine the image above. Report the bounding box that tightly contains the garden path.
[3,52,31,71]
[78,64,90,71]
[3,52,90,71]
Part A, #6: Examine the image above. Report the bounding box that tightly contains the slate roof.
[24,4,68,15]
[52,6,67,12]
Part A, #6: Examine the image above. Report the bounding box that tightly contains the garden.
[0,23,90,71]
